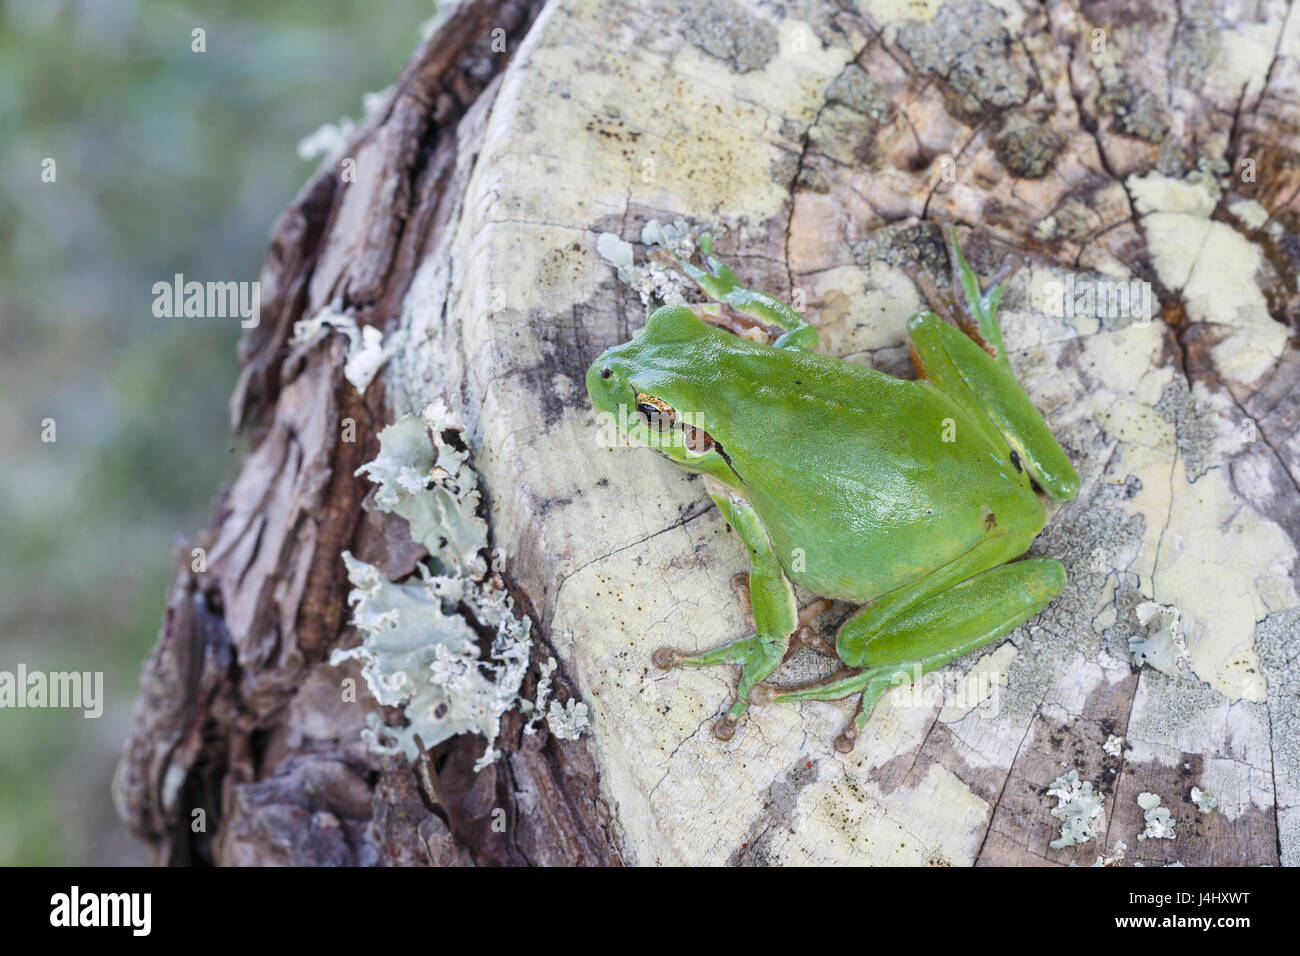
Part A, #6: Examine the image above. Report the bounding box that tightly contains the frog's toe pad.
[712,715,738,740]
[796,625,838,657]
[834,730,858,754]
[652,647,681,669]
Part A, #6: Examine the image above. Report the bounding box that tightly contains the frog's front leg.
[677,235,819,351]
[730,571,835,658]
[653,478,799,740]
[756,557,1066,752]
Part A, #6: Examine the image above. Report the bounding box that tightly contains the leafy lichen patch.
[332,402,586,770]
[1137,791,1176,840]
[1047,770,1106,849]
[1190,786,1217,814]
[291,305,403,396]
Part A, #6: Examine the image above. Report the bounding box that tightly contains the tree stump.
[117,0,1300,866]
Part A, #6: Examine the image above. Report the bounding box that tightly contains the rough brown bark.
[116,0,619,867]
[118,0,1300,866]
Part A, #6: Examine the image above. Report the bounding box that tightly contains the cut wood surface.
[118,0,1300,866]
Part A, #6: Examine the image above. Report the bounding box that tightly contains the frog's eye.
[601,367,612,379]
[635,393,676,432]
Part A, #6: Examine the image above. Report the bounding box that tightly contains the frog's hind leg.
[752,669,892,753]
[653,481,799,740]
[943,226,1022,363]
[757,557,1066,752]
[905,226,1080,501]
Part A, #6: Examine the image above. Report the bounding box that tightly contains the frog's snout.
[585,352,618,414]
[586,345,636,418]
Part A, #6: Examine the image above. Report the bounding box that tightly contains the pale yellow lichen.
[1127,171,1289,385]
[861,0,943,27]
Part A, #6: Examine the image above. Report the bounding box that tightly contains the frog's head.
[587,305,741,482]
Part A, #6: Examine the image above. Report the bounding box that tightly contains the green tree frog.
[586,229,1079,752]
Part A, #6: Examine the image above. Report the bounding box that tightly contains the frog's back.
[702,342,1042,602]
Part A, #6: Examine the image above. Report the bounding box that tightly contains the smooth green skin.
[586,231,1080,751]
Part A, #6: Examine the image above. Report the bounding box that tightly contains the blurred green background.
[0,0,434,865]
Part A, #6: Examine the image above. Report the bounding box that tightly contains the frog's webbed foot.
[903,224,1023,360]
[712,714,739,741]
[653,485,810,741]
[944,229,1021,346]
[673,235,820,351]
[752,668,891,753]
[653,633,789,740]
[793,597,836,658]
[651,586,827,740]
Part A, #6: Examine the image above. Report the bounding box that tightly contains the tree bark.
[118,0,1300,866]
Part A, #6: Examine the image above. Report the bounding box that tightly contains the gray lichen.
[332,401,586,770]
[546,699,592,740]
[1095,83,1169,143]
[1137,792,1177,840]
[354,403,488,578]
[808,64,897,169]
[1087,22,1170,144]
[597,219,708,307]
[896,1,1029,120]
[1190,786,1217,814]
[1070,839,1127,867]
[677,0,778,73]
[1093,840,1127,867]
[1166,0,1215,92]
[291,305,403,396]
[1048,770,1106,849]
[826,64,893,121]
[993,113,1061,179]
[521,656,557,734]
[1255,607,1300,864]
[1154,378,1221,483]
[295,85,394,163]
[331,552,530,770]
[1129,601,1190,676]
[850,222,949,278]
